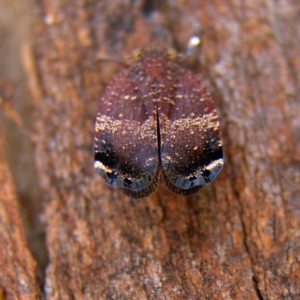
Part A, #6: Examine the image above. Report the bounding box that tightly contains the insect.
[94,43,223,198]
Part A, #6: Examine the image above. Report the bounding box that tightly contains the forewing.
[159,70,223,194]
[94,71,159,195]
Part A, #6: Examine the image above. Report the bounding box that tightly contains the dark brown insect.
[94,44,223,198]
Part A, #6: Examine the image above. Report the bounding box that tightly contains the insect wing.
[159,70,223,193]
[94,71,159,194]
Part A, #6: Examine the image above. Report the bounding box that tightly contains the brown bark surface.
[1,0,300,299]
[0,81,39,299]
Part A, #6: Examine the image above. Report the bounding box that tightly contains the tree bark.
[1,0,300,299]
[0,80,40,299]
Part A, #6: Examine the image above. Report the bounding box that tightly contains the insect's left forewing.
[159,70,223,194]
[94,72,159,197]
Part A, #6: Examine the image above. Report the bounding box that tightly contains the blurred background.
[0,0,47,282]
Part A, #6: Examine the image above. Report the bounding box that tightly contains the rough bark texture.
[0,81,39,299]
[1,0,300,299]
